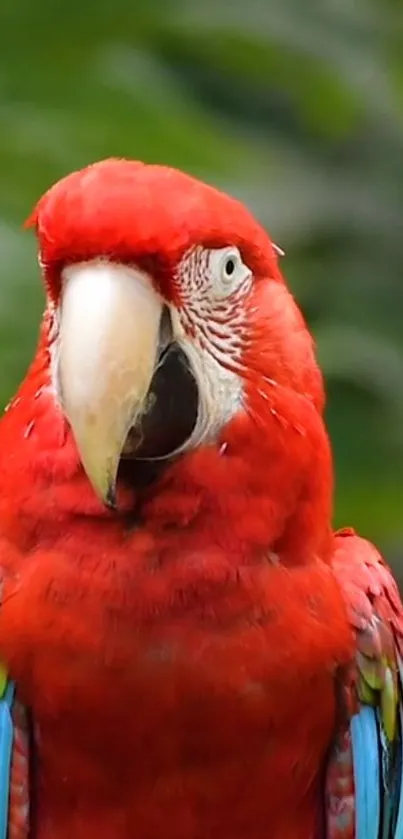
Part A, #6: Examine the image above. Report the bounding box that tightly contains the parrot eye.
[209,246,252,299]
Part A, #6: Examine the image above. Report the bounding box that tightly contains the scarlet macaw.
[0,158,401,839]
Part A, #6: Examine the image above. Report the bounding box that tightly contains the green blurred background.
[1,0,403,567]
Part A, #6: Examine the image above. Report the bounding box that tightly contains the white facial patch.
[169,245,253,451]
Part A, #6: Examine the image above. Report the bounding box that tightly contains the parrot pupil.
[225,258,235,276]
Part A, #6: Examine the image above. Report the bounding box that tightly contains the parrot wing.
[0,673,29,839]
[326,527,403,839]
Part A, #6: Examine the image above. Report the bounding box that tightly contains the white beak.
[58,259,163,505]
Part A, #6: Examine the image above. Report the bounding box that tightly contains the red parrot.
[0,158,401,839]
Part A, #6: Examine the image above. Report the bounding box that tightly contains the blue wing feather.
[350,678,403,839]
[391,658,403,839]
[0,679,15,839]
[351,706,380,839]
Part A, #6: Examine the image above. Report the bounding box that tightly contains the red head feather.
[26,158,283,303]
[26,158,323,409]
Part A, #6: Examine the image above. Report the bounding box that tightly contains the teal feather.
[0,679,15,839]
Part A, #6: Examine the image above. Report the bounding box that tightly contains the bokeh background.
[1,0,403,570]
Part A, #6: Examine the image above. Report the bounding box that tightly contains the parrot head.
[26,158,326,514]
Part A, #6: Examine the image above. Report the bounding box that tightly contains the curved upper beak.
[58,260,163,506]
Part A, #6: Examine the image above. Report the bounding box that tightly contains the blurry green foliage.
[0,0,403,559]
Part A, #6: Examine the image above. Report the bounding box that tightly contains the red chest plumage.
[0,440,352,838]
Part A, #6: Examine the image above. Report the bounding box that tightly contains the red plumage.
[0,158,400,838]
